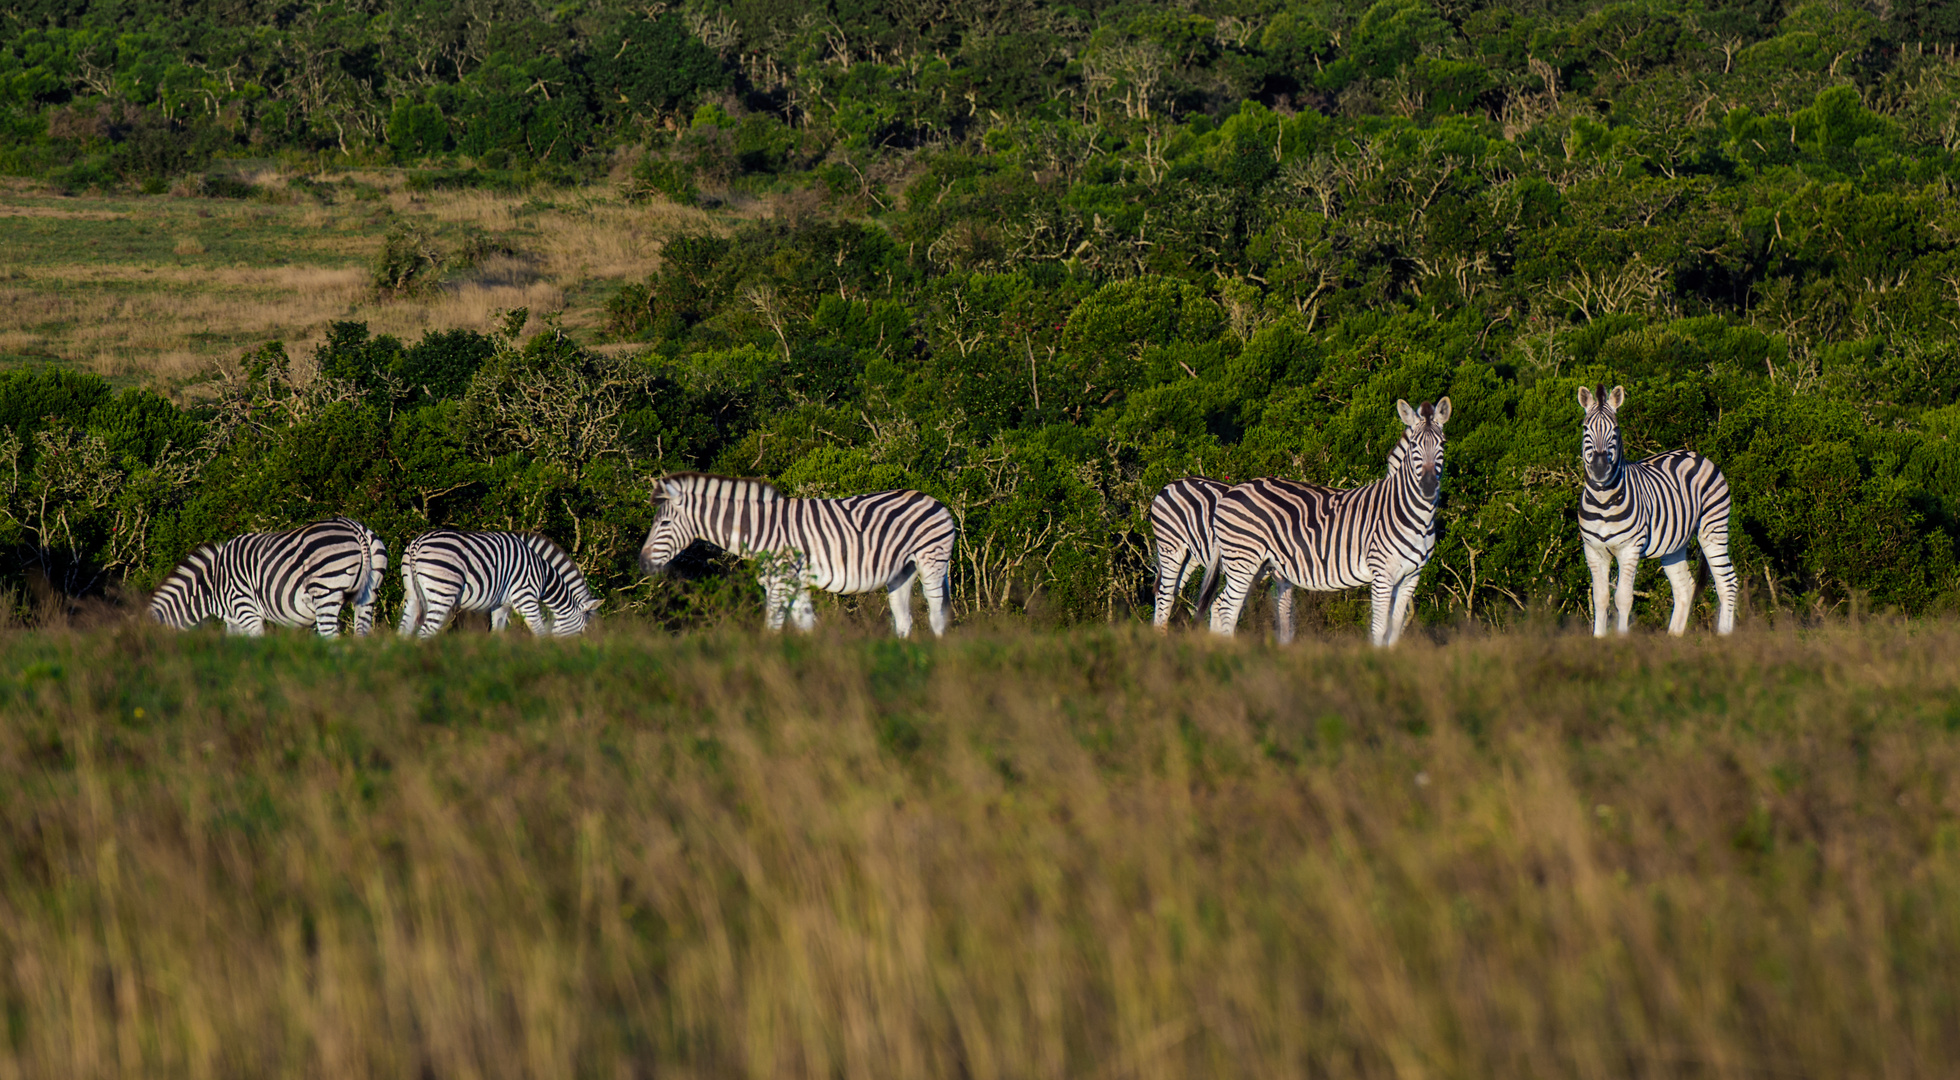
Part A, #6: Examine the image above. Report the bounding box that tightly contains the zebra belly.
[445,576,511,613]
[1269,545,1372,592]
[801,558,901,595]
[1641,516,1695,560]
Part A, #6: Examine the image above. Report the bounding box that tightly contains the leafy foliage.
[3,1,1960,629]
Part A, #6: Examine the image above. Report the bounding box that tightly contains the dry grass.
[1,620,1957,1078]
[0,173,721,392]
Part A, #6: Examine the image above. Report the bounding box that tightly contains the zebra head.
[149,543,224,629]
[639,478,698,575]
[1392,398,1451,503]
[1575,384,1626,484]
[553,596,605,635]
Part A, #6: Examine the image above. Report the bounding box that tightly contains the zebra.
[638,472,957,638]
[1577,384,1738,636]
[398,529,601,637]
[1151,441,1425,629]
[1208,399,1450,646]
[149,517,386,637]
[1148,476,1230,629]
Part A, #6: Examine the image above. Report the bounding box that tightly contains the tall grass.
[1,620,1957,1077]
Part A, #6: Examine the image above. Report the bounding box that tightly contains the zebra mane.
[659,472,783,503]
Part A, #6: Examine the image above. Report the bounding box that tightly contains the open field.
[2,620,1957,1077]
[0,172,715,390]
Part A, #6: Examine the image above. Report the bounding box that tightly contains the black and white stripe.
[1148,476,1229,629]
[399,529,600,637]
[149,517,386,636]
[1577,385,1737,636]
[1208,399,1450,646]
[638,472,957,637]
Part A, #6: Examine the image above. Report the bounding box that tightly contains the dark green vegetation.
[3,1,1960,628]
[2,622,1958,1075]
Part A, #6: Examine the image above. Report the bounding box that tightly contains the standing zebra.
[398,529,601,637]
[1577,385,1737,636]
[149,517,387,637]
[638,472,957,638]
[1149,476,1230,629]
[1208,399,1450,646]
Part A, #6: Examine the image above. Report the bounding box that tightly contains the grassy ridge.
[2,622,1958,1076]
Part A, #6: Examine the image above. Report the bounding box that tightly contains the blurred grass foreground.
[2,621,1958,1077]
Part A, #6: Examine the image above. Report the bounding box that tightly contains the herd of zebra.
[145,385,1738,642]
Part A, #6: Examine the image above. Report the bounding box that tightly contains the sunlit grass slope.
[2,621,1958,1077]
[0,174,711,388]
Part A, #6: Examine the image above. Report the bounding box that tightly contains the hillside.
[0,0,1957,626]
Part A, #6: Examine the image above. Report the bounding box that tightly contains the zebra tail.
[1194,557,1224,618]
[398,549,423,636]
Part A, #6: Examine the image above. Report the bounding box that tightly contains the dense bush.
[4,1,1960,629]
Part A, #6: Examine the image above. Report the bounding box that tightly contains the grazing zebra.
[638,472,957,638]
[149,517,386,637]
[1577,385,1738,636]
[398,529,601,637]
[1149,477,1230,629]
[1208,399,1450,646]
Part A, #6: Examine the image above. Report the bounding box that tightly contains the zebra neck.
[1394,474,1440,528]
[1584,468,1628,499]
[691,500,788,557]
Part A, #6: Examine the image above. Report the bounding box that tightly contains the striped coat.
[1209,399,1449,646]
[1577,384,1738,635]
[399,529,600,637]
[149,517,386,637]
[638,472,957,637]
[1148,476,1230,629]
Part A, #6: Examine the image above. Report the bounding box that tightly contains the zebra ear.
[582,598,603,613]
[1433,397,1451,425]
[1576,385,1594,409]
[1396,399,1420,426]
[1606,385,1626,411]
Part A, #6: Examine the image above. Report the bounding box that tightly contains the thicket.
[4,0,1960,628]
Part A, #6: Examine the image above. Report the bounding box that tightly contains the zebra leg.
[1584,541,1613,638]
[1208,563,1255,636]
[417,586,460,638]
[1660,550,1697,636]
[1398,575,1422,639]
[1152,546,1191,631]
[226,606,266,637]
[1368,574,1397,647]
[489,605,512,632]
[789,585,817,632]
[1385,572,1420,647]
[512,592,551,637]
[309,586,345,637]
[1613,548,1639,636]
[922,555,951,638]
[350,569,380,636]
[1700,523,1739,637]
[398,568,424,636]
[1272,579,1296,645]
[885,565,918,639]
[757,567,792,632]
